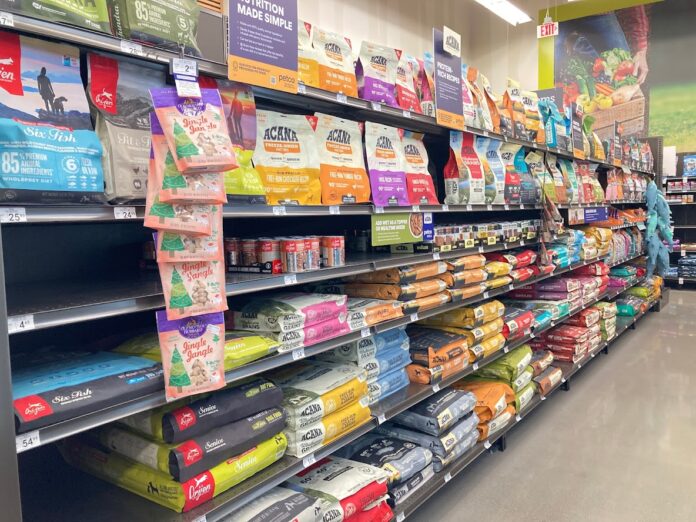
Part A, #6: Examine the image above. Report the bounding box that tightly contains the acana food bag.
[420,53,436,117]
[459,133,486,204]
[313,26,358,97]
[316,113,371,205]
[365,122,409,207]
[159,261,227,320]
[298,20,320,88]
[402,131,437,205]
[395,53,422,113]
[151,88,237,174]
[156,311,226,401]
[499,143,521,205]
[357,41,399,107]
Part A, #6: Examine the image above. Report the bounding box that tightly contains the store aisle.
[412,290,696,522]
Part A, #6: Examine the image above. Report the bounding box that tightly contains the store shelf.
[556,203,608,209]
[666,189,696,194]
[607,222,644,230]
[667,201,696,206]
[6,238,540,334]
[672,225,696,229]
[606,199,648,205]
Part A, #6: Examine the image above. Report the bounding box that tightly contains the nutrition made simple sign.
[228,0,298,93]
[371,213,424,246]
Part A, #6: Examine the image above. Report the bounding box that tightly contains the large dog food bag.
[365,122,409,207]
[22,0,111,32]
[315,113,371,205]
[0,31,104,203]
[402,131,438,205]
[229,486,328,522]
[313,26,358,97]
[254,110,321,205]
[316,328,409,365]
[298,20,320,88]
[357,41,399,107]
[392,388,477,436]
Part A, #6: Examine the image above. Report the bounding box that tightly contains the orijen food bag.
[298,20,320,88]
[499,143,522,205]
[515,148,541,205]
[395,52,422,113]
[217,80,267,204]
[156,311,226,401]
[466,66,493,131]
[443,132,467,205]
[474,136,498,205]
[559,158,580,204]
[504,79,526,140]
[478,72,501,134]
[459,132,486,204]
[460,64,479,128]
[520,90,541,143]
[525,151,555,203]
[357,41,399,107]
[159,261,228,320]
[402,131,437,204]
[313,26,358,97]
[546,153,568,203]
[497,99,514,139]
[420,53,436,117]
[315,113,371,205]
[484,138,507,205]
[150,88,237,174]
[253,110,321,205]
[364,122,409,207]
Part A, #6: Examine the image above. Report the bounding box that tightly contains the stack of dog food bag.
[144,86,237,402]
[315,328,412,406]
[485,248,539,286]
[374,388,479,481]
[451,378,515,443]
[592,301,619,341]
[269,361,371,458]
[60,378,289,512]
[582,227,614,259]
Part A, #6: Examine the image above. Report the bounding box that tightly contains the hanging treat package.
[158,261,228,320]
[0,32,105,204]
[150,88,237,174]
[253,110,321,205]
[150,113,227,205]
[313,26,358,97]
[357,41,399,107]
[402,131,438,205]
[156,311,226,401]
[315,113,371,205]
[155,205,224,263]
[297,20,320,88]
[108,0,201,56]
[395,53,422,113]
[215,79,267,203]
[364,122,409,207]
[87,53,166,203]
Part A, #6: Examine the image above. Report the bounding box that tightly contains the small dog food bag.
[521,90,542,142]
[498,143,522,205]
[546,153,569,203]
[315,113,371,205]
[466,66,493,131]
[254,110,321,205]
[297,20,320,88]
[402,131,438,205]
[514,147,541,204]
[525,151,556,202]
[478,71,501,133]
[476,137,506,205]
[230,487,327,522]
[458,133,486,204]
[443,132,467,205]
[151,88,237,174]
[159,261,227,320]
[461,64,479,128]
[474,136,498,205]
[504,79,526,139]
[420,53,436,117]
[313,26,358,97]
[365,122,409,206]
[156,311,226,401]
[22,0,111,32]
[395,52,422,113]
[357,41,399,107]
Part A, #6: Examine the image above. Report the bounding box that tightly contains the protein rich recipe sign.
[433,28,464,131]
[228,0,298,93]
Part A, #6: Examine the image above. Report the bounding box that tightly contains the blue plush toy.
[644,180,673,277]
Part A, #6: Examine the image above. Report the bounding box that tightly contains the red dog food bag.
[402,131,438,205]
[395,52,422,113]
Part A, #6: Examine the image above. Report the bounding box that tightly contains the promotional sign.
[568,206,608,225]
[228,0,298,93]
[571,102,585,159]
[371,213,424,246]
[433,28,464,130]
[535,87,564,108]
[613,122,623,167]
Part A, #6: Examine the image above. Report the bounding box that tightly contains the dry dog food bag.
[525,151,555,202]
[546,153,569,203]
[478,72,501,134]
[315,113,371,205]
[395,53,422,113]
[217,80,267,203]
[461,64,479,128]
[151,88,237,174]
[159,261,227,320]
[357,41,399,107]
[108,0,201,56]
[458,133,486,204]
[254,110,321,205]
[475,137,505,205]
[514,147,541,204]
[474,136,497,205]
[466,66,493,131]
[297,20,320,88]
[156,311,226,401]
[420,53,435,117]
[313,26,358,97]
[521,90,541,142]
[230,487,326,522]
[499,143,521,205]
[0,32,104,204]
[365,122,409,207]
[402,131,438,205]
[504,79,526,139]
[21,0,110,32]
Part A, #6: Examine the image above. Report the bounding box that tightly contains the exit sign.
[537,21,558,39]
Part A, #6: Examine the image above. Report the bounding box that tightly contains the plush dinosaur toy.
[644,180,673,277]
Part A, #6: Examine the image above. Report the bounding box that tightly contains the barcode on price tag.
[410,313,419,322]
[302,454,317,468]
[336,93,348,104]
[16,431,40,453]
[484,440,491,449]
[516,414,522,422]
[0,207,26,223]
[444,472,452,483]
[8,314,34,334]
[371,101,382,111]
[361,328,370,338]
[0,11,14,26]
[292,348,305,361]
[329,206,341,215]
[284,274,298,285]
[377,414,386,425]
[120,40,143,56]
[432,383,440,393]
[402,110,411,118]
[473,362,479,370]
[433,252,441,260]
[272,206,287,216]
[113,206,137,220]
[396,513,406,522]
[297,83,307,94]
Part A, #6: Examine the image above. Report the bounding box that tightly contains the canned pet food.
[224,238,240,266]
[280,238,306,273]
[241,239,258,266]
[321,236,345,267]
[257,238,281,263]
[304,236,321,271]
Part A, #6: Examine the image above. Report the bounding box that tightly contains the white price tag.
[483,291,490,298]
[191,516,207,522]
[541,395,547,401]
[478,246,484,253]
[297,83,307,94]
[171,58,198,77]
[302,454,317,468]
[482,130,489,137]
[520,240,525,246]
[504,204,510,210]
[175,78,202,98]
[591,352,595,358]
[374,206,385,214]
[484,440,492,449]
[679,277,684,285]
[486,204,493,211]
[515,414,522,422]
[336,93,348,104]
[530,332,535,339]
[473,362,479,370]
[402,110,412,118]
[371,101,382,112]
[433,252,441,261]
[396,514,406,522]
[520,204,526,209]
[0,206,26,224]
[410,313,419,322]
[113,206,137,220]
[361,328,370,338]
[0,11,14,26]
[329,205,341,215]
[444,472,452,483]
[120,40,143,56]
[16,431,40,453]
[442,204,449,212]
[466,204,473,211]
[292,348,305,361]
[284,274,298,285]
[8,314,34,334]
[503,347,509,353]
[412,205,420,212]
[432,383,441,393]
[578,363,582,369]
[377,414,386,425]
[682,250,686,257]
[272,205,287,216]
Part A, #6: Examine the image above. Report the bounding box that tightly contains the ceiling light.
[474,0,532,26]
